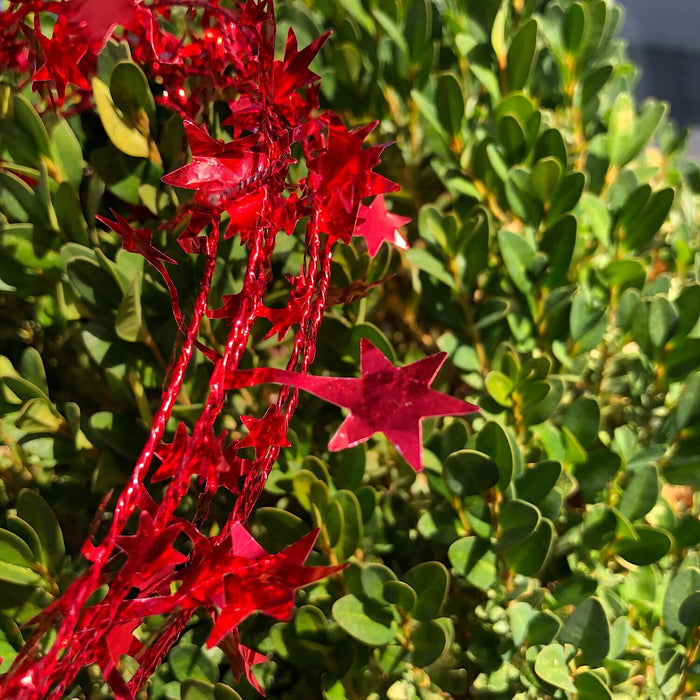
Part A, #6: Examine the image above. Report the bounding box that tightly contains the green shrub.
[0,0,699,698]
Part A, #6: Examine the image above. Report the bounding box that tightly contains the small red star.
[32,18,90,103]
[354,195,411,257]
[236,411,291,458]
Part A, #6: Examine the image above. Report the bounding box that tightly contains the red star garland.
[0,1,450,697]
[227,338,479,471]
[354,195,411,257]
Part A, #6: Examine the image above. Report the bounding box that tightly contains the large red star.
[354,195,410,257]
[226,339,478,471]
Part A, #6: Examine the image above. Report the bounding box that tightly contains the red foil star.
[354,195,411,257]
[236,411,291,458]
[227,339,478,471]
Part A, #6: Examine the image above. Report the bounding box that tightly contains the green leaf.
[559,597,609,665]
[534,644,576,693]
[250,508,310,550]
[672,284,700,340]
[491,0,509,67]
[0,529,36,569]
[505,518,554,577]
[475,421,516,491]
[608,94,666,167]
[20,348,49,397]
[675,372,700,430]
[169,644,218,683]
[648,295,679,348]
[337,0,375,36]
[498,229,535,294]
[562,396,600,448]
[181,680,216,700]
[404,248,457,290]
[679,591,700,628]
[361,563,397,602]
[44,113,84,188]
[6,515,42,562]
[484,370,514,407]
[436,73,464,137]
[402,562,449,621]
[663,567,700,639]
[599,258,646,290]
[334,490,362,561]
[444,450,499,497]
[115,275,147,343]
[110,60,156,125]
[622,187,674,251]
[0,561,43,585]
[546,171,586,223]
[496,499,540,551]
[562,3,585,54]
[506,18,538,92]
[332,594,395,646]
[540,214,576,287]
[535,129,568,167]
[529,157,563,203]
[16,489,65,575]
[527,611,562,645]
[448,536,497,590]
[615,526,672,566]
[515,460,561,504]
[618,464,658,521]
[383,580,417,613]
[13,94,51,157]
[92,77,151,159]
[580,64,613,106]
[411,620,448,667]
[574,670,613,699]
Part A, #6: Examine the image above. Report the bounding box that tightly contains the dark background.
[619,0,700,158]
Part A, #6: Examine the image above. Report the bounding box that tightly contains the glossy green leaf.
[663,567,700,639]
[448,536,497,590]
[534,644,576,693]
[496,499,540,551]
[169,644,218,683]
[16,490,64,575]
[332,594,395,646]
[559,597,609,665]
[618,464,658,521]
[411,620,448,667]
[402,562,449,621]
[506,18,538,92]
[444,450,499,497]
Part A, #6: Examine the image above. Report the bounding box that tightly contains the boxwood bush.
[1,0,699,698]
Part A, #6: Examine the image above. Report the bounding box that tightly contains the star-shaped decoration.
[206,525,344,646]
[32,18,90,103]
[65,0,140,49]
[226,339,479,471]
[96,209,177,267]
[235,411,291,458]
[306,114,399,242]
[354,195,410,257]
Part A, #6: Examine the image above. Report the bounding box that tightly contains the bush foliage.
[1,0,699,698]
